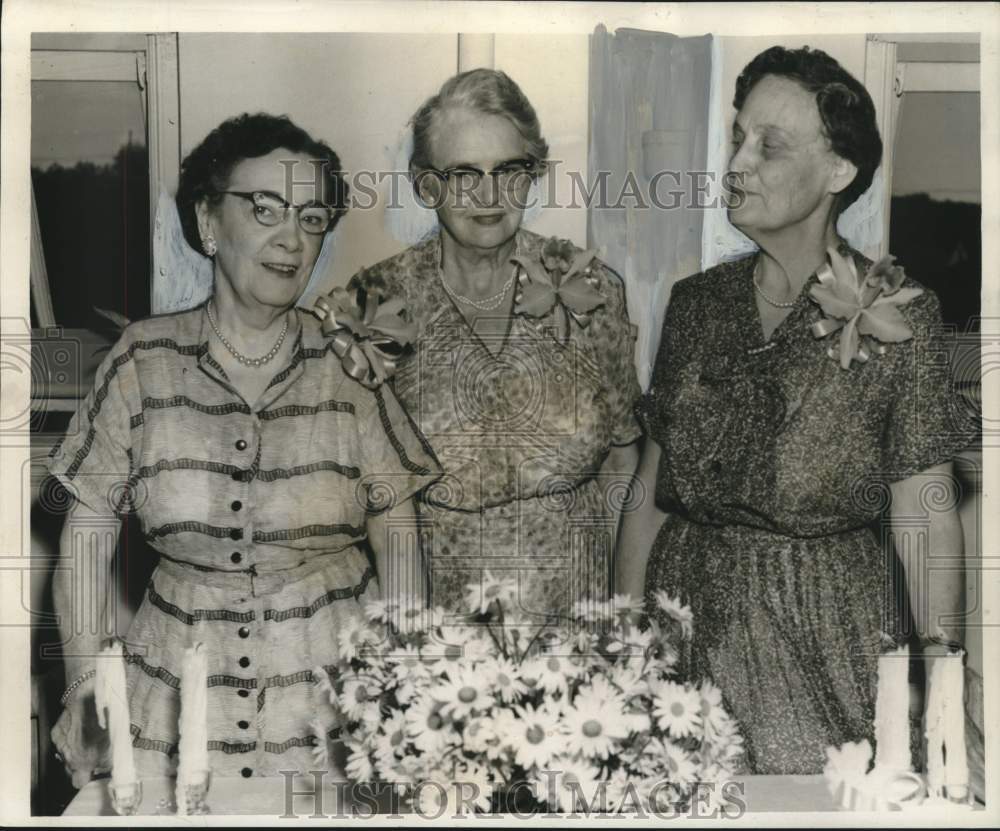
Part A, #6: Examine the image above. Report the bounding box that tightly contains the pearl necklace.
[439,239,521,312]
[206,300,289,367]
[753,263,798,309]
[440,269,515,311]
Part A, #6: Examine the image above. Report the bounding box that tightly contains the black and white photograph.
[1,0,997,823]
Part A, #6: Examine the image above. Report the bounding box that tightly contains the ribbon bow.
[312,286,416,388]
[809,246,922,369]
[512,237,605,344]
[824,740,928,811]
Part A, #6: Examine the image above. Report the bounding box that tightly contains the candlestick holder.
[109,780,143,815]
[179,769,213,814]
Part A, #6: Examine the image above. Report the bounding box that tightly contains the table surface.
[64,773,839,816]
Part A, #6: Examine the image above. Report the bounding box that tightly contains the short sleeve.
[46,334,137,516]
[880,288,979,480]
[591,264,643,446]
[356,383,442,512]
[635,279,694,445]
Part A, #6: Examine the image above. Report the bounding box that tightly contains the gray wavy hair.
[409,69,550,171]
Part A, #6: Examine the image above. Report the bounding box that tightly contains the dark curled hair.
[734,46,882,213]
[175,112,349,254]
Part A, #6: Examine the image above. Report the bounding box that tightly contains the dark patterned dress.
[351,228,643,619]
[637,248,977,774]
[47,305,440,777]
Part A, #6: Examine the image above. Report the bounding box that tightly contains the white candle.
[177,642,209,783]
[940,653,969,799]
[94,639,137,785]
[874,644,911,771]
[924,652,946,796]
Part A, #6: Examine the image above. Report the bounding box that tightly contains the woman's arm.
[614,437,668,600]
[51,498,120,787]
[889,461,966,645]
[890,461,975,800]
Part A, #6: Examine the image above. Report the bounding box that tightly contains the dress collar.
[195,301,308,409]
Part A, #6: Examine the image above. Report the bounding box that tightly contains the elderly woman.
[351,69,642,617]
[48,113,439,784]
[618,47,977,774]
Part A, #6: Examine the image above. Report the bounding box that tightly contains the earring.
[202,235,217,257]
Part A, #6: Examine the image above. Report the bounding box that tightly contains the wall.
[494,35,589,244]
[177,33,590,295]
[178,33,455,292]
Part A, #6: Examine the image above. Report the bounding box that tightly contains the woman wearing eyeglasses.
[47,113,440,785]
[350,70,642,618]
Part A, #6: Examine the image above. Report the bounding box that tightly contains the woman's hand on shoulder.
[51,679,111,789]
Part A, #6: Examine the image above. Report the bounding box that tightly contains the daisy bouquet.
[313,575,744,815]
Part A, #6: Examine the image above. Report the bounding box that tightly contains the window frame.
[29,33,180,409]
[30,32,180,317]
[864,33,980,257]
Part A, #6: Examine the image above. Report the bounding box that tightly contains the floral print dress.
[350,229,643,620]
[636,248,978,774]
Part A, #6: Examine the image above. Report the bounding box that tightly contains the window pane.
[889,92,980,330]
[31,80,150,329]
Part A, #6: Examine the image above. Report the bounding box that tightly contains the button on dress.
[48,305,440,777]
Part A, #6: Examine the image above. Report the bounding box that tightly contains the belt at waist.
[155,547,373,596]
[661,509,876,543]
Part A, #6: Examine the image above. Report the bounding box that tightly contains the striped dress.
[47,303,440,778]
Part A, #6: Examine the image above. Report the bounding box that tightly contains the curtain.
[588,27,713,389]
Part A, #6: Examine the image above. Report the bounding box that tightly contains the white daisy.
[340,675,380,722]
[537,754,603,812]
[405,692,457,755]
[345,741,374,782]
[312,665,336,706]
[652,679,702,738]
[652,590,693,638]
[309,716,330,768]
[562,692,628,759]
[572,626,600,654]
[511,702,566,769]
[661,739,698,784]
[389,644,431,680]
[386,753,423,786]
[337,616,382,661]
[462,715,498,755]
[464,570,519,615]
[581,673,626,709]
[420,624,490,671]
[516,655,545,693]
[698,679,728,739]
[609,593,644,619]
[485,707,521,761]
[373,711,408,766]
[482,656,528,703]
[609,663,648,699]
[395,597,434,634]
[414,769,459,817]
[453,761,494,812]
[432,668,491,720]
[362,596,394,624]
[525,653,571,695]
[621,704,652,736]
